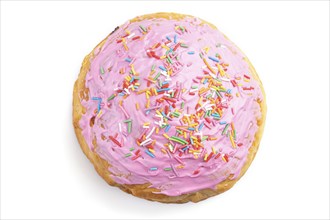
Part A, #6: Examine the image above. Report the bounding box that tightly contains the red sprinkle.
[109,135,122,147]
[230,80,237,87]
[215,153,221,159]
[135,149,141,155]
[132,36,140,41]
[193,170,200,175]
[237,143,243,147]
[244,74,250,79]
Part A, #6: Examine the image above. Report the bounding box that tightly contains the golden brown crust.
[72,12,267,203]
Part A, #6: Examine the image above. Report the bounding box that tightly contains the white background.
[1,1,329,219]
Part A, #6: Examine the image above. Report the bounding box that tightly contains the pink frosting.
[78,15,263,196]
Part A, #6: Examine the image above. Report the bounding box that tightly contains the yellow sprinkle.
[231,122,235,131]
[237,83,243,87]
[143,122,150,126]
[182,88,187,93]
[156,110,162,116]
[146,99,150,108]
[204,47,210,54]
[137,88,148,94]
[230,134,236,148]
[204,153,208,161]
[221,155,227,162]
[119,100,123,106]
[131,65,137,75]
[153,88,158,96]
[177,164,185,169]
[216,63,225,77]
[125,29,130,35]
[149,148,155,153]
[161,44,170,50]
[243,78,250,82]
[123,41,128,51]
[163,133,170,139]
[209,137,217,141]
[125,76,131,81]
[135,103,140,110]
[156,127,159,134]
[97,110,102,118]
[150,69,156,76]
[160,55,166,59]
[145,92,150,99]
[212,146,216,154]
[161,148,167,154]
[236,93,240,97]
[211,86,220,91]
[184,132,187,139]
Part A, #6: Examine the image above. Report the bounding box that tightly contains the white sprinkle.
[140,138,152,146]
[146,127,155,139]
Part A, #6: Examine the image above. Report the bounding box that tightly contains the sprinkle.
[125,58,132,63]
[135,102,140,110]
[187,51,195,55]
[163,133,170,139]
[219,121,227,125]
[125,153,132,158]
[150,167,158,171]
[139,25,147,33]
[165,124,171,133]
[159,66,167,71]
[203,58,217,74]
[166,36,171,41]
[244,74,250,79]
[107,94,116,101]
[109,135,122,147]
[129,147,135,151]
[119,104,130,119]
[169,136,188,145]
[180,43,189,48]
[100,66,105,74]
[145,150,155,158]
[174,34,177,43]
[222,124,230,135]
[146,127,155,139]
[164,167,172,171]
[230,134,236,148]
[208,56,220,62]
[198,122,204,131]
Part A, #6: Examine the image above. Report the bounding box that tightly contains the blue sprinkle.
[166,36,171,41]
[161,111,167,118]
[118,92,125,96]
[150,167,158,171]
[220,121,227,125]
[187,51,195,55]
[208,56,220,62]
[159,66,167,71]
[188,127,195,131]
[146,110,151,115]
[190,137,194,144]
[174,34,177,43]
[92,97,101,101]
[182,146,189,151]
[125,58,132,63]
[198,122,204,131]
[134,85,139,89]
[157,88,170,93]
[162,81,169,85]
[165,125,171,133]
[145,150,155,158]
[227,89,232,94]
[129,77,134,83]
[203,78,208,84]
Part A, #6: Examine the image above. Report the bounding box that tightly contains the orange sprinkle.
[135,102,140,110]
[203,58,217,74]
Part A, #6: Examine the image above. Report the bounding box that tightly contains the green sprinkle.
[167,57,173,64]
[179,26,185,32]
[199,53,203,59]
[129,147,135,151]
[191,85,198,89]
[125,153,132,158]
[154,72,161,80]
[169,136,188,145]
[127,121,132,134]
[201,136,208,142]
[164,167,172,171]
[100,66,105,74]
[176,129,183,134]
[233,129,236,140]
[181,102,185,109]
[151,64,156,71]
[107,94,116,101]
[222,124,230,135]
[139,25,147,32]
[180,43,189,48]
[123,119,132,123]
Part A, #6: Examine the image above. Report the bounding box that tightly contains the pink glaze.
[79,15,263,196]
